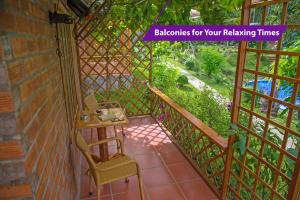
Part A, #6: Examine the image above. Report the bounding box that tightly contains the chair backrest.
[84,93,98,111]
[75,131,96,169]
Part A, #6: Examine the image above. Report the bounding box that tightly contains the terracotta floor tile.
[180,179,218,200]
[155,142,178,153]
[159,148,187,165]
[113,190,147,200]
[168,162,200,182]
[148,184,185,200]
[134,153,163,169]
[141,167,173,188]
[129,143,156,155]
[111,176,140,194]
[81,195,112,200]
[80,180,110,198]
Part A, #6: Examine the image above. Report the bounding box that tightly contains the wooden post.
[220,135,235,199]
[287,59,300,200]
[221,0,251,199]
[97,127,109,161]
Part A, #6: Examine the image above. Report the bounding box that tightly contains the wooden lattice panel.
[76,19,152,116]
[227,0,300,199]
[150,87,228,196]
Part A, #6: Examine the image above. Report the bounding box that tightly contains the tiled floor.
[79,116,217,200]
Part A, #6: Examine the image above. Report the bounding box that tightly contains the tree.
[201,46,226,77]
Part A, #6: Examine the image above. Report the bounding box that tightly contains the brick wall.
[0,0,81,199]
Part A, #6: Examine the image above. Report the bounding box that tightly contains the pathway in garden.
[178,67,231,105]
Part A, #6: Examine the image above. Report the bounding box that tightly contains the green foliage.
[153,42,172,58]
[276,38,300,79]
[201,46,226,77]
[176,51,189,63]
[171,42,183,50]
[169,88,231,137]
[153,62,231,137]
[152,62,179,92]
[176,75,189,86]
[214,75,226,84]
[184,56,198,71]
[107,0,243,27]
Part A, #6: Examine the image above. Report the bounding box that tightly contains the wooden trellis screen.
[150,87,228,196]
[76,19,152,116]
[226,0,300,199]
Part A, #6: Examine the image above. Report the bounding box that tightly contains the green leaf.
[279,108,289,117]
[238,134,247,155]
[230,123,238,130]
[287,147,298,157]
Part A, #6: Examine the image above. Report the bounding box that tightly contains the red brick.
[23,54,47,76]
[29,20,38,34]
[0,91,15,113]
[27,38,39,52]
[20,68,51,101]
[43,131,54,156]
[19,96,44,129]
[35,127,49,151]
[3,0,20,9]
[0,11,16,31]
[11,37,28,58]
[44,186,51,200]
[37,104,49,126]
[36,151,46,177]
[19,76,38,101]
[25,117,39,142]
[15,15,30,33]
[0,39,3,60]
[0,140,24,160]
[7,60,23,85]
[0,184,32,199]
[44,160,52,178]
[20,0,33,15]
[35,175,47,200]
[24,143,38,173]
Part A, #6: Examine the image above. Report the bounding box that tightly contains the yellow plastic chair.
[75,131,144,200]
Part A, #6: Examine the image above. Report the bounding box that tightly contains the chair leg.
[137,168,144,200]
[89,172,93,195]
[121,126,125,137]
[91,128,95,153]
[113,126,118,136]
[97,186,101,200]
[90,128,93,142]
[114,126,121,151]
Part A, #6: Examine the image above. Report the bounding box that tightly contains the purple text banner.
[143,25,287,41]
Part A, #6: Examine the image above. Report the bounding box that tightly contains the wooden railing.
[149,87,229,196]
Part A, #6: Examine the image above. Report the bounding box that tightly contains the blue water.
[244,80,300,108]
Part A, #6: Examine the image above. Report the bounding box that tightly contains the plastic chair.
[75,131,144,200]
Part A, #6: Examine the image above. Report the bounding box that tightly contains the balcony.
[1,0,300,200]
[80,116,217,200]
[78,86,227,200]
